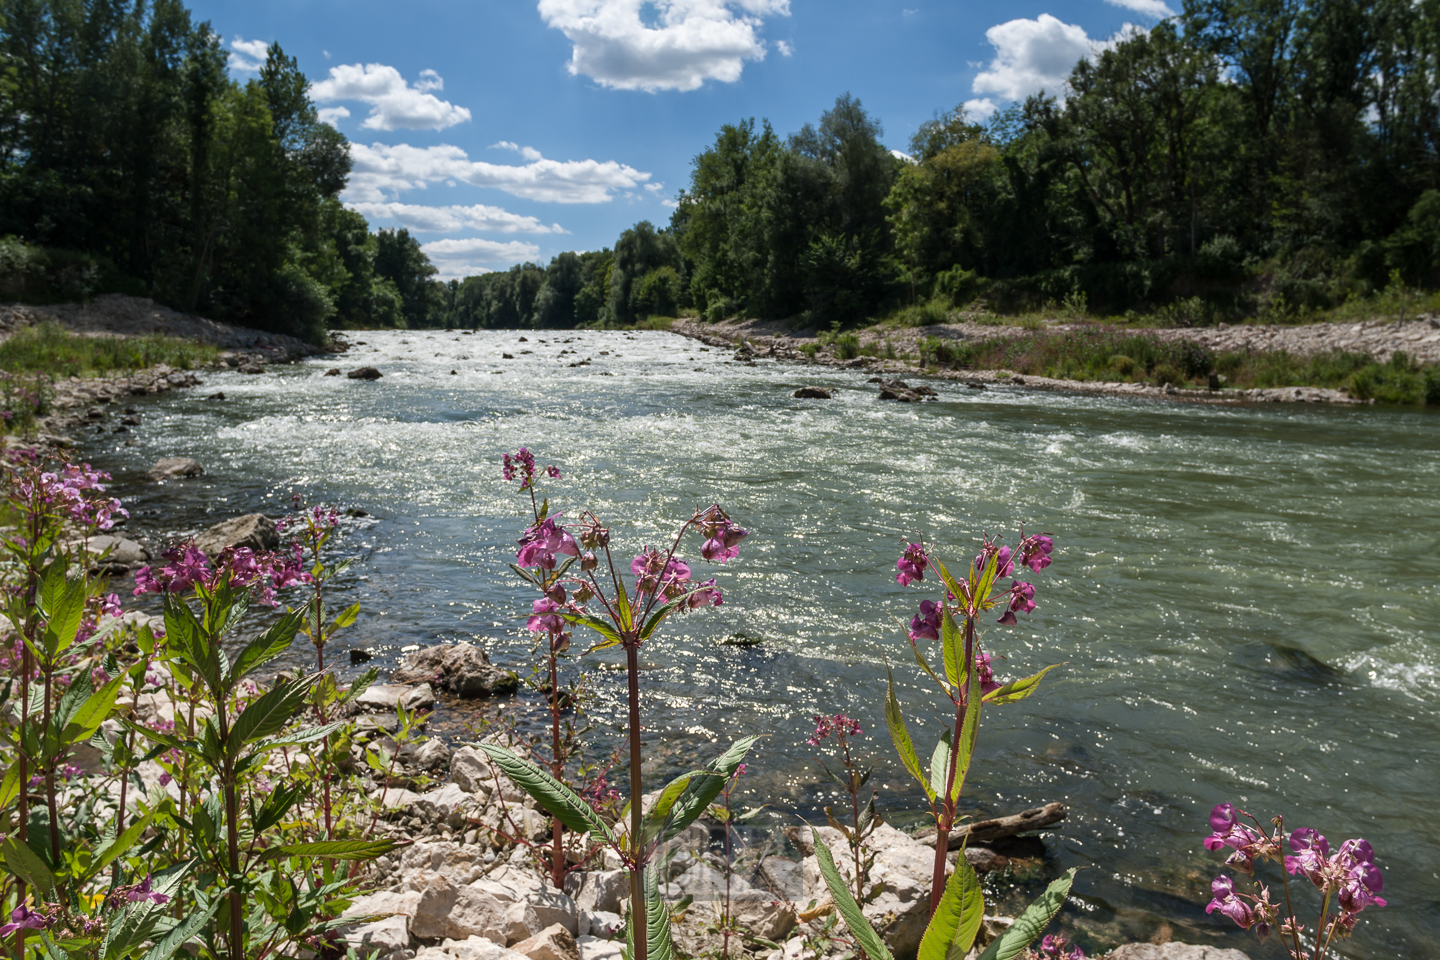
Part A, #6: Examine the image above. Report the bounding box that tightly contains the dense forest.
[5,0,1440,337]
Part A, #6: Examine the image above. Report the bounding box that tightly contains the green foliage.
[834,332,861,360]
[0,321,220,377]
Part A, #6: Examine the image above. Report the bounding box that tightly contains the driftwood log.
[916,802,1067,850]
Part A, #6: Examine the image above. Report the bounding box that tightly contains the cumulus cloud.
[1105,0,1175,16]
[972,14,1092,102]
[537,0,791,92]
[776,39,793,56]
[422,238,543,279]
[228,37,268,73]
[345,142,652,204]
[317,106,351,127]
[963,97,998,118]
[347,201,567,234]
[310,63,472,131]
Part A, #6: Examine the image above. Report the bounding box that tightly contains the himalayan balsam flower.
[1028,934,1085,960]
[895,542,929,586]
[908,599,941,643]
[516,516,579,570]
[1019,533,1054,572]
[699,504,748,563]
[806,714,862,747]
[1205,875,1255,928]
[974,542,1013,579]
[0,904,48,937]
[997,580,1036,625]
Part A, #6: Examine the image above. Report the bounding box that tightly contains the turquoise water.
[88,330,1440,957]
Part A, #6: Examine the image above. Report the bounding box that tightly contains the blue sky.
[189,0,1171,279]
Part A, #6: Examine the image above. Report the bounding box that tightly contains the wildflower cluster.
[1026,934,1086,960]
[133,541,310,605]
[9,455,127,531]
[1203,804,1386,959]
[502,446,561,491]
[806,713,862,747]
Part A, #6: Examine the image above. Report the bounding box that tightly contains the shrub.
[1152,362,1185,386]
[834,332,861,360]
[1109,354,1136,376]
[890,298,951,327]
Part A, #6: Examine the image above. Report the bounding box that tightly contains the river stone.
[412,874,542,943]
[145,457,204,481]
[792,386,832,399]
[74,535,150,572]
[391,643,518,698]
[356,683,436,713]
[438,938,529,960]
[564,869,627,915]
[1107,945,1251,960]
[193,513,278,556]
[800,822,935,960]
[325,368,341,376]
[348,366,384,380]
[340,915,410,957]
[511,924,579,960]
[342,889,424,921]
[450,746,493,795]
[574,937,623,960]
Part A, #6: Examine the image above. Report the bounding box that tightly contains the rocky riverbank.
[671,315,1440,405]
[0,294,338,444]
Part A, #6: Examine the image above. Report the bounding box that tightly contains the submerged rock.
[1108,945,1251,960]
[792,386,833,399]
[391,642,519,698]
[348,366,384,380]
[145,457,204,481]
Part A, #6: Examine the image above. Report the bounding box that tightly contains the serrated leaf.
[929,731,952,801]
[60,675,124,747]
[811,831,893,960]
[329,601,361,632]
[90,812,152,878]
[975,868,1077,960]
[137,898,218,960]
[886,669,932,802]
[941,608,963,691]
[227,674,317,751]
[230,608,305,684]
[918,855,984,960]
[260,839,398,861]
[950,658,982,804]
[983,664,1063,705]
[658,735,758,844]
[475,742,614,843]
[2,835,55,899]
[561,611,623,650]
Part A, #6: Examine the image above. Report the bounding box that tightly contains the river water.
[86,329,1439,957]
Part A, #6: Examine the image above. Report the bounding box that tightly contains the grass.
[917,328,1440,404]
[0,320,220,379]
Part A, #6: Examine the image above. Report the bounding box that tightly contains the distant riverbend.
[87,328,1440,958]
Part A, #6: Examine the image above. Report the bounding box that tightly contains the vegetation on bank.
[902,330,1440,405]
[0,322,221,379]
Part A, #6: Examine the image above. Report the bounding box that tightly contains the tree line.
[7,0,1440,336]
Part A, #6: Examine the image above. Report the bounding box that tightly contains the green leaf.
[474,742,614,843]
[338,667,380,705]
[329,601,361,632]
[137,898,218,960]
[227,674,318,751]
[253,783,307,833]
[984,664,1063,705]
[60,675,124,747]
[658,735,758,844]
[950,661,982,804]
[975,868,1077,960]
[163,596,218,692]
[230,608,305,684]
[39,574,87,659]
[0,763,20,813]
[918,855,984,960]
[885,669,932,802]
[940,608,963,691]
[89,812,152,879]
[642,769,705,846]
[636,593,692,645]
[811,830,893,960]
[260,839,398,861]
[561,611,623,651]
[928,731,952,801]
[2,835,55,899]
[930,558,966,607]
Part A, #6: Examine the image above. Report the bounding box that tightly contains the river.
[87,329,1440,958]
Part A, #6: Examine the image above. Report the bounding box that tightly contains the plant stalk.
[626,641,647,960]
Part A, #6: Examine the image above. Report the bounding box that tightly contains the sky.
[189,0,1174,280]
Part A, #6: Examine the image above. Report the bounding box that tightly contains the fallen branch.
[917,802,1067,850]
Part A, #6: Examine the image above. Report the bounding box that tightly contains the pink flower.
[895,543,929,586]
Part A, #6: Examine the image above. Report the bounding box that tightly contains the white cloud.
[310,63,472,131]
[492,141,544,162]
[345,142,652,204]
[972,14,1092,102]
[963,97,997,118]
[536,0,791,92]
[422,238,543,279]
[347,201,568,234]
[889,148,915,162]
[228,37,268,73]
[970,15,1143,107]
[1105,0,1175,16]
[317,106,351,127]
[776,39,793,56]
